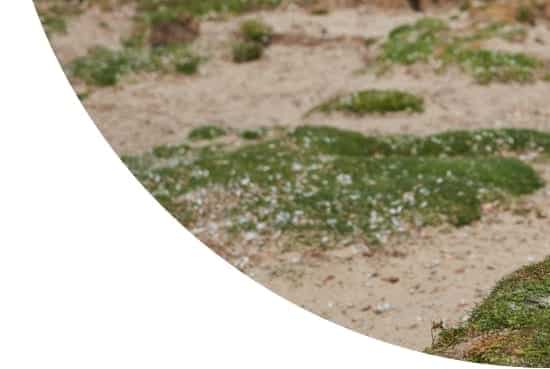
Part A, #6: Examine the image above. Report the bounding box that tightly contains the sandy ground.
[45,3,550,351]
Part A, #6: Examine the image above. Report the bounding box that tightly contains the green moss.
[136,0,282,17]
[442,46,540,84]
[382,17,448,65]
[240,128,267,140]
[240,19,273,45]
[68,44,202,86]
[35,2,81,36]
[188,126,227,141]
[430,257,550,367]
[380,17,545,84]
[310,89,424,115]
[152,144,190,159]
[40,13,67,35]
[232,41,264,63]
[125,126,547,245]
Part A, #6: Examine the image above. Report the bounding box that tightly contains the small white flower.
[336,174,353,186]
[275,211,291,225]
[291,162,303,172]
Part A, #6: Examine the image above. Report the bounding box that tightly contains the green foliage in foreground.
[429,257,550,367]
[310,89,424,116]
[124,126,548,245]
[380,17,544,84]
[68,44,201,86]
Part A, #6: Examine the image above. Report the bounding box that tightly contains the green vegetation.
[380,17,545,84]
[442,46,540,84]
[40,12,67,35]
[231,19,273,63]
[232,41,264,63]
[516,4,536,25]
[310,89,424,116]
[382,17,449,65]
[35,1,82,35]
[125,126,548,245]
[239,19,273,45]
[136,0,282,17]
[188,125,227,141]
[68,44,201,86]
[429,257,550,367]
[241,128,267,140]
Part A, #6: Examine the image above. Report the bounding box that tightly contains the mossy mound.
[310,89,424,115]
[429,257,550,367]
[125,126,548,245]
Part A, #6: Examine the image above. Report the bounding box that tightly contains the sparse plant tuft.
[239,19,273,45]
[188,125,227,141]
[232,41,264,63]
[379,17,546,84]
[310,89,425,115]
[68,44,202,86]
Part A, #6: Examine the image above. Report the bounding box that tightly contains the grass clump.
[310,89,424,116]
[429,257,550,367]
[68,46,144,86]
[34,1,83,36]
[68,44,202,86]
[379,17,545,84]
[188,126,227,141]
[239,19,273,45]
[136,0,282,17]
[240,128,267,140]
[232,41,264,63]
[442,46,540,84]
[125,126,547,245]
[382,17,449,65]
[231,19,273,63]
[39,11,67,35]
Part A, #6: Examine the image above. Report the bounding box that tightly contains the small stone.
[382,276,400,284]
[374,303,392,314]
[323,275,336,284]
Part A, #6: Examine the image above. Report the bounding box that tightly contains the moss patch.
[136,0,282,17]
[35,0,82,35]
[429,257,550,367]
[68,44,202,86]
[309,89,424,116]
[379,17,546,84]
[188,126,228,141]
[125,126,547,246]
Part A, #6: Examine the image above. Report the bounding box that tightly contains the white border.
[0,2,500,368]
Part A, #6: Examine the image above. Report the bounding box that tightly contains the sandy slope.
[46,4,550,350]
